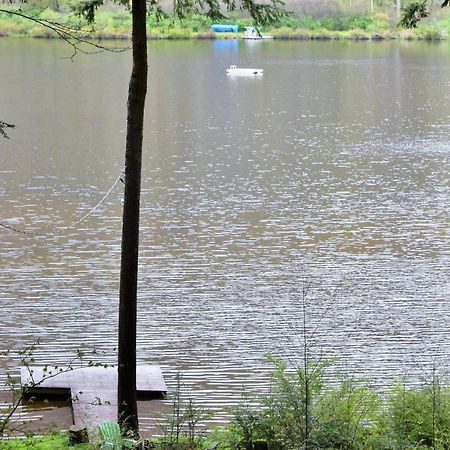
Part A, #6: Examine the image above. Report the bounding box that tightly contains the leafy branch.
[400,0,449,28]
[399,1,429,28]
[73,0,287,26]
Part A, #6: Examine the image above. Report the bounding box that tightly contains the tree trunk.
[396,0,401,19]
[117,0,148,436]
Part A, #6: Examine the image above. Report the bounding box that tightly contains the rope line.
[0,222,43,236]
[63,176,121,228]
[1,174,122,237]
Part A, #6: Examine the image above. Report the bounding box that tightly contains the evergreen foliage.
[399,0,449,29]
[399,2,429,28]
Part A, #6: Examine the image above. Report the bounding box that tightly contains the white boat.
[243,26,273,40]
[226,65,263,76]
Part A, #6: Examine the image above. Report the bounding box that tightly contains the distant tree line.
[0,0,446,19]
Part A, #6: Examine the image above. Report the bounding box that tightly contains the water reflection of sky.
[212,38,239,54]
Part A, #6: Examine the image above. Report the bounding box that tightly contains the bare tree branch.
[0,121,15,139]
[0,7,129,59]
[0,6,129,139]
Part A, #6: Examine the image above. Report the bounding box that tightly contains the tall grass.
[0,433,94,449]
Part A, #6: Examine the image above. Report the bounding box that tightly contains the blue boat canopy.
[211,24,239,33]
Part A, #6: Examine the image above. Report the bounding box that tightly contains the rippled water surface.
[1,38,449,429]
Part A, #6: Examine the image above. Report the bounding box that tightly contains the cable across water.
[0,173,122,237]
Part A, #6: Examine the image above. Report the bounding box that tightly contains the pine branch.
[399,1,429,28]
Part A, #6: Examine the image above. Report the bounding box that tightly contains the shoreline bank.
[0,8,448,41]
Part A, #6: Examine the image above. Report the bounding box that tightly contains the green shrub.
[321,16,340,31]
[371,12,390,30]
[227,402,266,450]
[315,377,381,449]
[258,356,330,449]
[298,15,323,30]
[342,14,374,31]
[382,375,450,449]
[276,15,301,30]
[224,357,385,450]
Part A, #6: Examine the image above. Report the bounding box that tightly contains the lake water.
[0,38,449,430]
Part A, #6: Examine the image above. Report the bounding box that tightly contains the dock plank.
[21,365,167,429]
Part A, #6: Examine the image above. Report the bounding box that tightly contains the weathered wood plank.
[21,365,167,429]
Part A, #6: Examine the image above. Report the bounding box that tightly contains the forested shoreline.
[0,1,449,40]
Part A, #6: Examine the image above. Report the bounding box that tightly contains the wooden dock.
[21,365,167,431]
